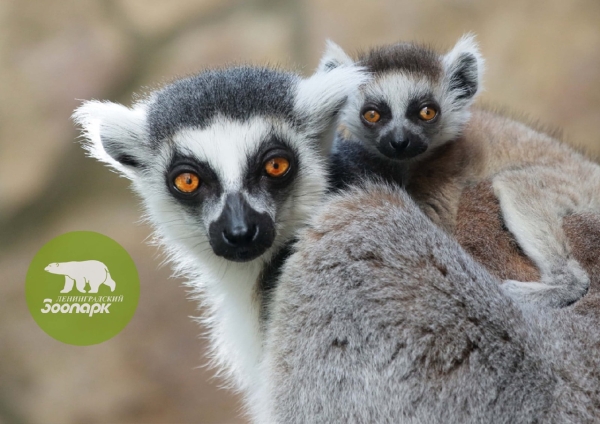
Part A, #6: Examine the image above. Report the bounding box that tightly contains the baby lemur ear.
[72,100,150,179]
[317,40,355,73]
[442,34,485,105]
[295,59,370,152]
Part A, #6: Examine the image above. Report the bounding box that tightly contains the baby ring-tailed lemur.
[323,35,600,308]
[262,182,600,423]
[73,62,368,418]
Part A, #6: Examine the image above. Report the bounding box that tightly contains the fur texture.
[262,183,600,423]
[564,213,600,320]
[454,181,540,282]
[73,63,368,418]
[454,181,600,320]
[326,36,600,308]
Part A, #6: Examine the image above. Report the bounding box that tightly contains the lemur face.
[157,117,307,262]
[346,73,445,160]
[320,36,483,162]
[75,65,368,264]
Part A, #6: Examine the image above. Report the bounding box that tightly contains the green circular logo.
[26,231,140,346]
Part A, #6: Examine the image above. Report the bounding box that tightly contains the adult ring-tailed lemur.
[74,60,369,419]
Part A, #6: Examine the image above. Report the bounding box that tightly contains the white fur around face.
[168,116,328,230]
[74,65,365,419]
[332,34,484,159]
[343,72,471,154]
[115,115,330,402]
[173,118,267,193]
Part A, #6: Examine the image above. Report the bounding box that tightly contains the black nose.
[222,223,257,247]
[389,139,409,152]
[378,131,428,160]
[208,193,276,262]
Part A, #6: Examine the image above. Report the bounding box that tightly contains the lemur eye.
[264,157,290,178]
[363,110,381,123]
[173,172,200,193]
[419,106,438,121]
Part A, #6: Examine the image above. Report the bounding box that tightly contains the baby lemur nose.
[389,138,410,151]
[222,223,258,247]
[379,129,428,159]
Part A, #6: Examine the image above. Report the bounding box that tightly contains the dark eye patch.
[361,98,392,118]
[406,95,441,123]
[244,135,298,202]
[359,98,392,129]
[165,151,222,205]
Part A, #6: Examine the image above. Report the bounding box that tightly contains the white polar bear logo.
[44,261,116,294]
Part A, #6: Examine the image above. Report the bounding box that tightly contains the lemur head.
[320,35,484,161]
[74,65,366,265]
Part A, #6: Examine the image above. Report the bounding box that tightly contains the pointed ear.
[442,34,484,105]
[294,63,370,153]
[317,40,355,73]
[72,100,150,178]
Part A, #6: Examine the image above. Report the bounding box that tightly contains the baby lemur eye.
[173,172,201,193]
[419,106,438,121]
[363,110,381,123]
[264,157,290,178]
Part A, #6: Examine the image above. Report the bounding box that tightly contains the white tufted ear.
[317,40,355,73]
[72,100,150,179]
[442,34,485,105]
[294,61,370,152]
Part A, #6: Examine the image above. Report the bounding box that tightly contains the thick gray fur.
[146,67,297,144]
[324,36,596,310]
[74,61,369,420]
[262,182,600,423]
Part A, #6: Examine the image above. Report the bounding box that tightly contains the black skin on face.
[360,96,442,160]
[166,137,299,262]
[208,192,276,262]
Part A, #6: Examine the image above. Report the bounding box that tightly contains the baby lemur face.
[74,65,367,264]
[350,72,445,159]
[321,36,483,161]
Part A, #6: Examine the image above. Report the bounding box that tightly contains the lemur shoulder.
[262,182,600,423]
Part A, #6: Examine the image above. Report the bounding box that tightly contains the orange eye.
[419,106,437,121]
[174,172,200,193]
[265,157,290,178]
[363,110,381,123]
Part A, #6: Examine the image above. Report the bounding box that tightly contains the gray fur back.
[263,182,600,423]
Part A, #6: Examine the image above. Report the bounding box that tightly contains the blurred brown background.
[1,0,599,423]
